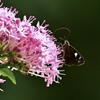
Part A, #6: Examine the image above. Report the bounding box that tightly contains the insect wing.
[63,40,85,66]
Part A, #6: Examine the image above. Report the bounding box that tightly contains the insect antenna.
[53,27,71,40]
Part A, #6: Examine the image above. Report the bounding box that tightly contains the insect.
[54,27,85,66]
[63,40,85,66]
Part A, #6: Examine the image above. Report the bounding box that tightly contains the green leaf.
[0,68,16,84]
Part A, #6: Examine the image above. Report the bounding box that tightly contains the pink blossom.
[0,78,6,83]
[0,78,6,92]
[0,1,64,87]
[0,77,6,92]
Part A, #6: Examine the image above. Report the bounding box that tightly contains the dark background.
[0,0,100,100]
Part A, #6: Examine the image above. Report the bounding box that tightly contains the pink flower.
[0,1,64,87]
[0,78,6,83]
[26,21,64,86]
[0,78,6,92]
[0,77,6,91]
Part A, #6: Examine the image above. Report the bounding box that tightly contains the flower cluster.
[0,0,64,90]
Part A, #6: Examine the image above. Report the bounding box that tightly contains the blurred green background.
[0,0,100,100]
